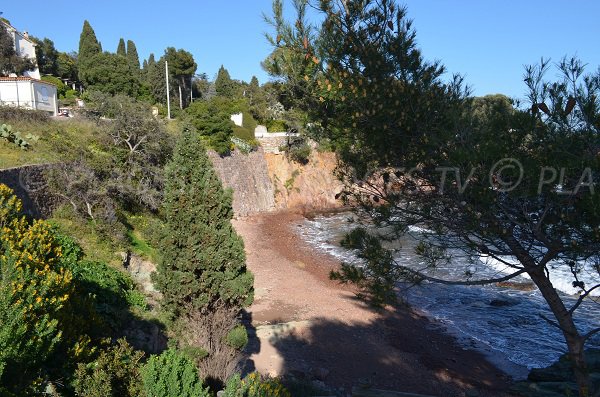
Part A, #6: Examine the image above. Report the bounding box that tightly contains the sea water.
[295,212,600,377]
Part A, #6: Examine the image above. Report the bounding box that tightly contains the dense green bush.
[74,339,145,397]
[65,257,147,330]
[41,75,69,98]
[266,119,288,132]
[210,130,234,156]
[186,97,259,154]
[225,325,248,350]
[233,125,255,142]
[141,349,210,397]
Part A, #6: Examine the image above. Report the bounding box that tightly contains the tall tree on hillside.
[215,65,236,98]
[145,56,170,105]
[0,22,35,76]
[116,38,126,56]
[126,40,140,71]
[164,47,197,108]
[153,130,254,381]
[32,37,58,75]
[147,53,156,67]
[57,51,78,81]
[247,75,269,123]
[77,20,101,85]
[268,1,600,395]
[83,52,140,96]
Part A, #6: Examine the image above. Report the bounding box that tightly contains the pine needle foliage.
[153,131,254,319]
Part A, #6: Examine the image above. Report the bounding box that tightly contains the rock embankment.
[209,147,343,217]
[265,150,343,213]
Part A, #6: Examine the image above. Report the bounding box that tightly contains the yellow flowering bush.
[0,184,74,391]
[223,372,291,397]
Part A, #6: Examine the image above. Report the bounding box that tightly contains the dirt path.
[233,211,516,396]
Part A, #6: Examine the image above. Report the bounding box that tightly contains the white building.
[0,77,58,115]
[1,20,40,80]
[0,20,57,115]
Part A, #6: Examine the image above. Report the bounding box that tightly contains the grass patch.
[125,213,162,263]
[0,117,103,169]
[49,205,127,267]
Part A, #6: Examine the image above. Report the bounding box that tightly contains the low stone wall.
[208,148,276,217]
[256,132,300,154]
[0,164,58,218]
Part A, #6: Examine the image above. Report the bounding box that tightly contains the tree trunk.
[527,266,590,396]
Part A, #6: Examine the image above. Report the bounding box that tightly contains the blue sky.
[2,1,599,99]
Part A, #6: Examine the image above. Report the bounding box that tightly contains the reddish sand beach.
[233,211,518,396]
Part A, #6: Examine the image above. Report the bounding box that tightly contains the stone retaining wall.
[255,132,300,154]
[0,164,58,218]
[208,148,276,217]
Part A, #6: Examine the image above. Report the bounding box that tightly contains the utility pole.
[165,60,171,119]
[178,85,183,110]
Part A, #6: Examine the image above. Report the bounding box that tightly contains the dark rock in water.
[512,349,600,396]
[528,362,572,382]
[489,298,519,307]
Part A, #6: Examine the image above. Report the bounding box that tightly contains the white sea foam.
[479,255,600,296]
[298,212,600,371]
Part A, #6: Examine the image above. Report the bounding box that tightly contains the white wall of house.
[1,21,40,79]
[230,112,243,127]
[0,78,58,116]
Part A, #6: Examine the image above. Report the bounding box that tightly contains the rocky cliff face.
[208,148,276,217]
[265,151,343,213]
[209,148,342,217]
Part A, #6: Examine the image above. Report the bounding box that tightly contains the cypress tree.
[126,39,140,70]
[77,20,101,84]
[147,53,156,67]
[153,131,254,318]
[116,38,126,56]
[215,65,235,98]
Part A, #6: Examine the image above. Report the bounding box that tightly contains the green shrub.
[126,290,148,310]
[41,75,68,98]
[225,325,248,350]
[223,373,291,397]
[288,142,311,165]
[74,339,145,397]
[141,349,210,397]
[210,130,234,156]
[241,111,257,133]
[267,119,288,132]
[233,125,255,141]
[63,256,144,330]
